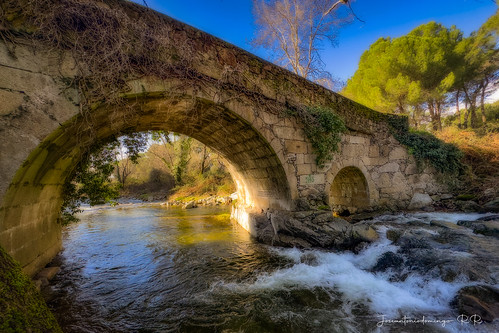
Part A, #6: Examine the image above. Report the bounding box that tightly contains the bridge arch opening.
[329,166,370,215]
[1,94,292,275]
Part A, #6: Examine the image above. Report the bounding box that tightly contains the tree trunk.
[480,79,488,124]
[200,145,208,175]
[435,100,442,131]
[428,101,439,131]
[456,90,461,128]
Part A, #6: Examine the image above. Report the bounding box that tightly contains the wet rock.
[36,266,60,281]
[406,220,429,227]
[386,229,402,242]
[183,201,197,209]
[300,253,319,266]
[456,220,473,228]
[312,212,339,224]
[293,210,315,219]
[372,251,404,272]
[407,193,433,210]
[455,200,481,212]
[430,220,466,230]
[397,235,432,251]
[457,219,499,238]
[351,224,379,243]
[482,197,499,213]
[274,234,312,248]
[452,285,499,322]
[472,221,499,238]
[477,215,499,222]
[350,212,378,223]
[295,198,310,211]
[258,210,379,250]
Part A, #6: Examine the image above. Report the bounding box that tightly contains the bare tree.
[252,0,353,86]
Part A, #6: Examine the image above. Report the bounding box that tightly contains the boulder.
[482,197,499,213]
[257,210,379,250]
[352,224,379,243]
[477,215,499,222]
[452,285,499,322]
[183,201,197,209]
[295,198,311,211]
[457,219,499,238]
[455,200,481,212]
[407,193,433,210]
[372,251,404,272]
[430,220,466,230]
[36,266,60,281]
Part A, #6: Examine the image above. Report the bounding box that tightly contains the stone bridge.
[0,0,444,276]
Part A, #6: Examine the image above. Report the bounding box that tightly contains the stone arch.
[329,166,370,215]
[0,94,292,275]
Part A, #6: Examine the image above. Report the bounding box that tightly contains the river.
[45,205,498,332]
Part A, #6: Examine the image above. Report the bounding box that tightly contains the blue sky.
[135,0,497,82]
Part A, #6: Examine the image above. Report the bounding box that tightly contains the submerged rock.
[452,285,499,322]
[372,251,404,272]
[457,218,499,238]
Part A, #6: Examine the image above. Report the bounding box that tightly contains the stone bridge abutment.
[0,0,447,276]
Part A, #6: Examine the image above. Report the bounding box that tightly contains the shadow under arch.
[1,94,292,275]
[329,166,370,215]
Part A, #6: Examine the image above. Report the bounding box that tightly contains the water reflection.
[47,206,498,333]
[48,206,290,332]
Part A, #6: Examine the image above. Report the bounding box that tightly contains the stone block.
[378,162,399,173]
[297,164,312,175]
[300,174,325,185]
[0,90,25,116]
[295,153,304,165]
[369,145,379,158]
[303,154,317,164]
[36,266,60,281]
[349,136,366,144]
[285,140,308,153]
[261,111,279,125]
[274,126,299,140]
[375,173,392,188]
[389,147,407,160]
[368,157,389,166]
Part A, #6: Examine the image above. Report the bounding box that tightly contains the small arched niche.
[330,166,369,215]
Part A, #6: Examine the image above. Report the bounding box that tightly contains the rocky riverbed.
[249,209,499,324]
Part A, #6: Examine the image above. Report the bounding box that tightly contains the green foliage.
[389,119,464,175]
[60,133,148,225]
[287,105,346,167]
[0,246,62,332]
[344,14,499,132]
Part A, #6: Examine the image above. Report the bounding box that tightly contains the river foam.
[213,212,499,332]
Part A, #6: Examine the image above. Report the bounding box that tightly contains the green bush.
[388,118,464,175]
[287,106,346,167]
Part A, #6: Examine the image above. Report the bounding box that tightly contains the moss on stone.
[0,246,62,333]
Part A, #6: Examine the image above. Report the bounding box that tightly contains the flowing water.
[46,205,498,332]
